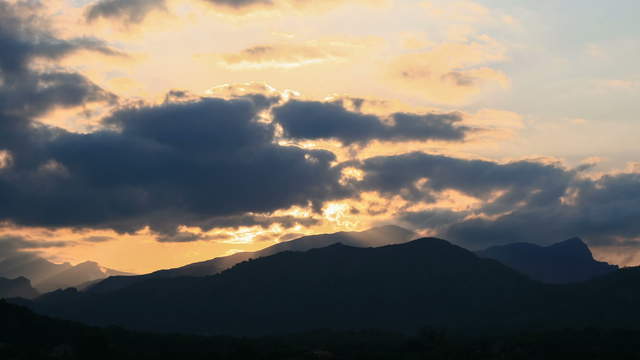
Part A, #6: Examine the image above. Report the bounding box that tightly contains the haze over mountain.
[477,237,619,283]
[36,262,132,293]
[0,277,38,299]
[0,255,72,286]
[87,225,415,293]
[0,255,132,293]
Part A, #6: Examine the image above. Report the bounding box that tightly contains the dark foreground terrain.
[3,300,640,360]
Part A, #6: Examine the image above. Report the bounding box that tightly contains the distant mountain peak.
[477,237,618,284]
[548,237,592,258]
[555,236,587,247]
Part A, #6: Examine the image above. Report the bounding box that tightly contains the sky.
[0,0,639,273]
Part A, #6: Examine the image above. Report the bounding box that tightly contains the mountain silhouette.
[22,238,546,335]
[0,277,38,299]
[15,237,640,336]
[88,225,415,293]
[0,254,132,293]
[476,237,618,283]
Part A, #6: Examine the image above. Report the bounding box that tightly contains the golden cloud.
[207,38,380,70]
[387,36,509,104]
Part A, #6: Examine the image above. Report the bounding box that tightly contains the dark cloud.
[0,1,122,76]
[0,0,118,170]
[0,235,70,261]
[83,236,114,243]
[156,232,208,243]
[86,0,167,24]
[156,232,234,243]
[353,152,640,251]
[272,100,470,145]
[84,0,284,24]
[0,96,346,234]
[355,152,572,206]
[204,0,273,9]
[443,172,640,249]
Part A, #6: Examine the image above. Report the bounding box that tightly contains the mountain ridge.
[87,225,415,293]
[21,237,546,336]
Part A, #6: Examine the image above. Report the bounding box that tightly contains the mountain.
[0,254,132,293]
[0,254,72,285]
[36,262,132,293]
[476,237,619,284]
[22,238,546,336]
[16,237,640,336]
[88,225,415,293]
[0,277,38,299]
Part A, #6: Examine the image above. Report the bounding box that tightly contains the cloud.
[86,0,167,24]
[353,152,572,205]
[156,232,210,243]
[0,0,118,116]
[0,95,347,235]
[213,39,377,70]
[83,236,114,243]
[273,100,470,145]
[84,0,380,24]
[444,172,640,250]
[0,1,343,236]
[0,0,117,174]
[0,1,122,75]
[0,235,71,261]
[346,151,640,251]
[387,37,509,104]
